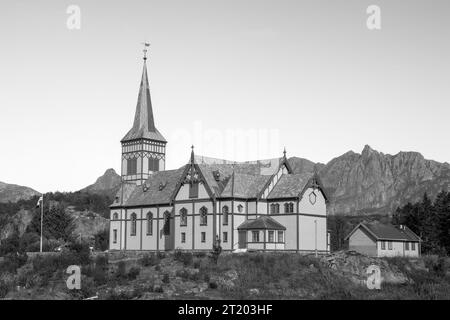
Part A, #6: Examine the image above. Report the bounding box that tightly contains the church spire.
[121,44,166,142]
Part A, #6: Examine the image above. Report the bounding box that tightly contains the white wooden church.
[109,52,330,253]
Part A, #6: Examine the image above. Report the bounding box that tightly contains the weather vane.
[142,42,150,60]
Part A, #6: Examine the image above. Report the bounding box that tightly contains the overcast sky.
[0,0,449,193]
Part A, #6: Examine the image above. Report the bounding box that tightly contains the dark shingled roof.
[345,222,421,242]
[237,215,286,230]
[123,167,186,206]
[121,60,166,143]
[220,173,270,198]
[267,173,312,199]
[110,182,138,208]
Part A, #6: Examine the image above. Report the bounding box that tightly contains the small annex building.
[344,222,421,258]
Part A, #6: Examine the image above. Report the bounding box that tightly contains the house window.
[163,211,170,235]
[277,231,284,243]
[381,241,386,250]
[268,231,274,242]
[284,202,294,213]
[189,182,199,198]
[180,208,187,226]
[127,158,137,175]
[113,229,117,244]
[411,242,416,250]
[149,157,159,172]
[405,242,409,250]
[252,231,260,242]
[181,232,186,243]
[270,203,280,214]
[223,232,228,243]
[147,212,153,235]
[200,207,208,226]
[388,241,393,250]
[237,204,243,213]
[130,213,137,236]
[113,212,119,220]
[222,206,229,225]
[201,232,206,243]
[309,191,317,205]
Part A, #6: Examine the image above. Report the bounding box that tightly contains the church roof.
[119,167,186,207]
[267,173,312,199]
[121,60,166,143]
[237,215,286,230]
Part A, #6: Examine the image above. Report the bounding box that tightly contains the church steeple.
[121,47,166,143]
[120,45,167,185]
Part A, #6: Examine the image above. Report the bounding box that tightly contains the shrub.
[162,273,170,284]
[174,249,193,266]
[0,280,9,298]
[116,261,127,279]
[127,266,141,280]
[157,251,166,260]
[140,253,160,267]
[209,281,218,289]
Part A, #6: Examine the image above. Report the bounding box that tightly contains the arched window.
[222,206,229,225]
[163,211,171,235]
[130,213,137,236]
[180,208,187,226]
[113,212,118,220]
[200,207,208,226]
[270,203,280,214]
[237,204,243,213]
[146,212,153,235]
[284,202,294,213]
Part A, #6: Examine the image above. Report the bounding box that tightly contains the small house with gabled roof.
[344,222,421,258]
[109,50,330,253]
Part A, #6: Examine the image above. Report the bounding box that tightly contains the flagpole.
[40,195,43,253]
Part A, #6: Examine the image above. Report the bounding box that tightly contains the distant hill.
[0,181,40,203]
[79,168,121,198]
[289,145,450,215]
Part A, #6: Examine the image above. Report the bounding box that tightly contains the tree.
[28,202,75,243]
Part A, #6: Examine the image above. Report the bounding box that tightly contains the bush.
[162,273,170,284]
[0,280,9,298]
[127,266,141,280]
[116,261,127,279]
[174,249,193,266]
[209,281,218,289]
[139,253,160,267]
[157,251,166,260]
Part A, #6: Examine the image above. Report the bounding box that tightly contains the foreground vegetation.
[1,249,450,300]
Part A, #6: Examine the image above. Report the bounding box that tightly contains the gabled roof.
[267,173,312,199]
[121,60,166,143]
[220,173,270,198]
[122,167,186,206]
[344,222,422,242]
[110,182,138,208]
[237,215,286,230]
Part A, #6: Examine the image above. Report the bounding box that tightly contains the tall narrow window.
[149,157,159,172]
[277,231,284,243]
[381,241,386,250]
[411,242,416,250]
[252,231,259,242]
[388,241,393,250]
[237,204,243,213]
[130,213,137,236]
[113,212,119,220]
[405,242,409,250]
[180,208,187,226]
[127,158,137,175]
[113,229,117,243]
[181,232,186,243]
[270,203,276,214]
[201,232,206,243]
[284,202,294,213]
[223,232,228,243]
[189,182,199,198]
[163,211,170,235]
[222,206,229,225]
[146,212,153,235]
[268,231,274,242]
[200,207,208,225]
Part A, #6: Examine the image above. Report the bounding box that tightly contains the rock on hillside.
[290,145,450,215]
[79,168,121,197]
[0,181,40,203]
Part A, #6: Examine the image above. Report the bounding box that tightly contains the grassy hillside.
[1,250,450,300]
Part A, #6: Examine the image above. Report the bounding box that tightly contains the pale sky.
[0,0,449,193]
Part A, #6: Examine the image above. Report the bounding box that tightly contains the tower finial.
[283,147,287,158]
[142,42,150,60]
[190,145,195,164]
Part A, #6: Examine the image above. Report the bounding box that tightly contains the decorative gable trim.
[298,173,330,203]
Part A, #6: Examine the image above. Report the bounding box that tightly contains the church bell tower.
[121,45,167,185]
